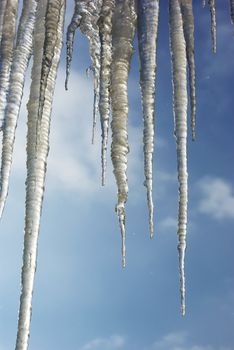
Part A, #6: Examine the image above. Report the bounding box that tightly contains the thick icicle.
[208,0,216,53]
[180,0,196,140]
[169,0,188,316]
[230,0,234,25]
[137,0,159,238]
[0,0,38,219]
[66,0,102,143]
[0,0,19,128]
[111,0,137,267]
[98,0,115,186]
[0,0,7,44]
[65,1,82,90]
[15,0,65,349]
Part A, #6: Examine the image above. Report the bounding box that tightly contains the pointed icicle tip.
[116,204,126,268]
[137,0,159,238]
[169,0,188,318]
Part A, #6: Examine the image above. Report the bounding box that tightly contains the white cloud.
[197,177,234,220]
[159,216,177,230]
[150,332,230,350]
[80,335,125,350]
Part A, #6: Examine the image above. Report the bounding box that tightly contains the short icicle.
[0,0,38,219]
[180,0,196,140]
[137,0,159,238]
[0,0,19,128]
[169,0,188,316]
[98,0,115,186]
[66,0,102,144]
[202,0,206,7]
[208,0,216,53]
[15,0,66,349]
[230,0,234,25]
[111,0,137,267]
[65,0,82,90]
[0,0,7,43]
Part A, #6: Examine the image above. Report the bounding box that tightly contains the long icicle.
[0,0,38,219]
[65,0,82,90]
[0,0,19,128]
[180,0,196,141]
[0,0,7,44]
[98,0,115,186]
[137,0,159,238]
[15,1,66,349]
[111,0,137,268]
[230,0,234,25]
[169,0,188,316]
[208,0,216,53]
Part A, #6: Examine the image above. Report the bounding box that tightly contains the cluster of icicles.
[0,0,233,349]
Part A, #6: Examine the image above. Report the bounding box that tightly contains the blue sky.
[0,1,234,349]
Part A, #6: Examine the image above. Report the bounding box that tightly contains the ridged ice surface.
[180,0,196,140]
[208,0,216,53]
[111,0,137,267]
[0,0,7,44]
[0,0,19,128]
[137,0,159,237]
[230,0,234,25]
[0,0,38,219]
[169,0,188,316]
[98,0,115,186]
[15,0,66,349]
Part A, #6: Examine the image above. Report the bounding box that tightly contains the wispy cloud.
[197,177,234,220]
[80,335,125,350]
[150,332,231,350]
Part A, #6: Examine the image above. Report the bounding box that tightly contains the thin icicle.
[169,0,188,316]
[230,0,234,25]
[66,0,102,144]
[98,0,115,186]
[0,0,38,219]
[0,0,19,128]
[15,1,65,349]
[180,0,196,140]
[65,1,82,90]
[208,0,216,53]
[137,0,159,238]
[0,0,7,44]
[111,0,137,267]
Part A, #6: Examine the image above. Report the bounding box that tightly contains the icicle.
[180,0,196,141]
[98,0,115,186]
[65,1,82,90]
[169,0,188,316]
[111,0,137,267]
[0,0,38,219]
[0,0,19,128]
[15,0,66,349]
[230,0,234,25]
[66,0,102,144]
[202,0,206,7]
[208,0,216,53]
[0,0,7,44]
[137,0,159,238]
